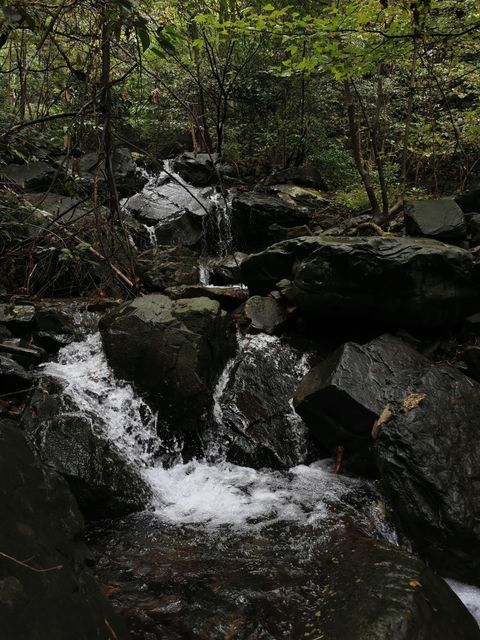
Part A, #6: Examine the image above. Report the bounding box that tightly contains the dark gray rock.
[374,361,480,583]
[462,345,480,381]
[22,379,151,519]
[99,294,233,431]
[35,305,76,334]
[78,147,145,197]
[267,222,312,244]
[455,186,480,214]
[245,295,288,334]
[295,333,480,583]
[24,192,93,223]
[0,419,126,640]
[0,354,32,394]
[405,199,466,244]
[0,303,36,334]
[173,152,217,186]
[316,533,480,640]
[264,166,327,190]
[293,335,427,474]
[210,333,312,468]
[138,245,199,291]
[231,193,311,251]
[467,213,480,245]
[1,161,57,191]
[241,235,480,329]
[206,252,247,286]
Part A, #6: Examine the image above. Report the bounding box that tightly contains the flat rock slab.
[405,198,466,243]
[241,235,480,328]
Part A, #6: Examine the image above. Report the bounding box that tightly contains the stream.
[36,163,480,637]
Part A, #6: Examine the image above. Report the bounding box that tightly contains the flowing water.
[40,327,480,636]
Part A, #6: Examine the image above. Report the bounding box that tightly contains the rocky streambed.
[1,152,480,639]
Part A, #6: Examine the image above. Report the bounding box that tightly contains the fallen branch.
[0,551,63,573]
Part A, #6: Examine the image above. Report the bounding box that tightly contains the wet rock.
[35,305,76,334]
[0,354,32,394]
[405,199,466,244]
[99,294,233,430]
[173,152,217,186]
[78,147,145,197]
[242,235,480,329]
[375,361,480,584]
[268,222,312,244]
[0,303,36,334]
[245,296,288,334]
[462,345,480,381]
[22,379,151,519]
[1,161,57,191]
[455,186,480,214]
[89,515,479,640]
[123,190,204,247]
[206,252,247,286]
[0,419,126,640]
[264,166,327,189]
[0,339,45,368]
[231,193,311,251]
[316,533,480,640]
[293,335,426,474]
[210,333,313,468]
[24,192,93,223]
[138,245,199,291]
[164,284,248,311]
[467,213,480,245]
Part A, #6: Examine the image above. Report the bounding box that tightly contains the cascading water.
[42,331,389,533]
[123,159,233,275]
[42,330,480,632]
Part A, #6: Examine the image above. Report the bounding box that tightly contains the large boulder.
[374,361,480,584]
[24,192,94,224]
[78,147,145,197]
[0,419,126,640]
[264,166,327,189]
[137,245,199,291]
[99,294,233,430]
[122,185,205,247]
[231,192,311,251]
[173,152,217,186]
[0,354,32,394]
[294,333,480,583]
[293,335,427,474]
[315,533,480,640]
[210,333,313,468]
[455,186,480,214]
[22,379,151,519]
[242,235,480,329]
[204,252,247,286]
[1,161,57,191]
[404,199,466,244]
[244,295,288,334]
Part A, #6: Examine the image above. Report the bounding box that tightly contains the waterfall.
[123,159,233,265]
[41,332,393,537]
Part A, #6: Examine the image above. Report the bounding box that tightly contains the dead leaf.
[402,392,426,412]
[372,405,392,439]
[408,580,422,589]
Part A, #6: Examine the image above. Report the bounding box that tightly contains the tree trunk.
[344,80,380,217]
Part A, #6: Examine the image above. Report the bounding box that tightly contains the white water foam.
[40,334,391,536]
[446,579,480,626]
